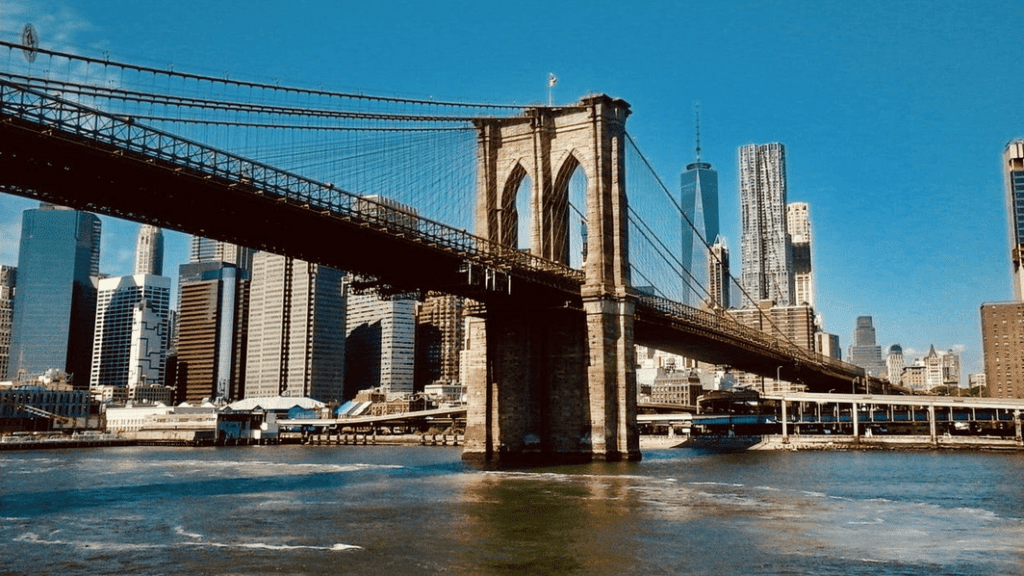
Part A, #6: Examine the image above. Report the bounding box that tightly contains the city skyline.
[0,1,1020,379]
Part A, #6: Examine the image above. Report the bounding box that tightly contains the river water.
[3,445,1024,575]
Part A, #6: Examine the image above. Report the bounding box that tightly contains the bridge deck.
[0,78,864,387]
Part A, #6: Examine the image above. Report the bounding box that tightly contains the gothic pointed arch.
[549,152,587,267]
[499,162,530,250]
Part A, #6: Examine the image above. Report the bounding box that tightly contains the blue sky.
[0,0,1019,380]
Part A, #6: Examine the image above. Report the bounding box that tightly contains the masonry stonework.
[464,95,639,463]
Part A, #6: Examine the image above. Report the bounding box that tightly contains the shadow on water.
[449,462,647,575]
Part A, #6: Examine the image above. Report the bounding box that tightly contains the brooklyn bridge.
[0,39,866,462]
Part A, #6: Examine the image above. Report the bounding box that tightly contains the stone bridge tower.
[462,95,639,463]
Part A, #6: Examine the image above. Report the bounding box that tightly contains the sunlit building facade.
[415,294,465,390]
[89,274,171,389]
[128,299,165,388]
[815,332,841,361]
[176,262,247,403]
[739,143,793,307]
[345,278,416,400]
[886,344,905,387]
[728,301,815,393]
[786,202,814,307]
[981,302,1024,399]
[134,225,164,277]
[244,252,345,403]
[1003,140,1024,301]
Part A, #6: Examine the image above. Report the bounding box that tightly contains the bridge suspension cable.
[0,39,541,113]
[624,133,815,358]
[0,49,858,385]
[0,72,497,125]
[0,39,502,234]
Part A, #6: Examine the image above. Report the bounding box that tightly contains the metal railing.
[1,80,857,376]
[0,79,583,286]
[635,293,861,376]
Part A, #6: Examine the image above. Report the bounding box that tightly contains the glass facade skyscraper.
[681,158,719,306]
[176,261,247,403]
[1004,140,1024,301]
[8,205,101,385]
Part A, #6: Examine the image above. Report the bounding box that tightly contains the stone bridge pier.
[462,95,640,463]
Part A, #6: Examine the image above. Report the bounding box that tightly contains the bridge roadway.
[0,79,864,390]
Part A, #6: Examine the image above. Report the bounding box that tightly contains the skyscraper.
[89,274,171,389]
[0,266,15,381]
[981,301,1024,398]
[847,316,886,377]
[786,202,814,307]
[680,114,719,305]
[707,238,730,310]
[345,278,416,400]
[134,225,164,276]
[816,332,841,360]
[8,205,101,386]
[244,252,345,403]
[1004,140,1024,301]
[886,344,905,387]
[739,143,794,307]
[415,294,465,390]
[908,345,961,392]
[189,236,253,273]
[128,299,164,387]
[176,262,246,403]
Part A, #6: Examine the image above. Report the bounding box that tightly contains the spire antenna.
[694,102,702,163]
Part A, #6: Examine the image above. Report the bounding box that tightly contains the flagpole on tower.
[548,73,557,107]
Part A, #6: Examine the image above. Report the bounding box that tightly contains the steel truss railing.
[1,79,856,376]
[0,79,583,288]
[635,293,860,376]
